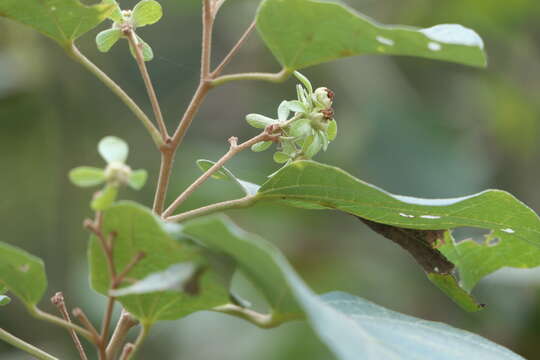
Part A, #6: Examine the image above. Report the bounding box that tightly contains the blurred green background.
[1,0,540,358]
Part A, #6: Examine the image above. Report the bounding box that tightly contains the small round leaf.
[129,35,154,61]
[288,118,311,138]
[91,185,119,211]
[98,136,129,164]
[251,141,273,152]
[96,28,122,53]
[69,167,106,187]
[326,119,337,141]
[128,169,148,190]
[103,0,123,22]
[277,100,290,122]
[273,152,290,164]
[246,114,276,129]
[132,0,163,28]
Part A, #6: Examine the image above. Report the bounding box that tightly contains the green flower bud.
[313,87,334,109]
[105,162,132,186]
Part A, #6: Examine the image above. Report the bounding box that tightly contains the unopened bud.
[105,162,132,186]
[313,87,334,109]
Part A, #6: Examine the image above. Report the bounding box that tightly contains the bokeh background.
[1,0,540,358]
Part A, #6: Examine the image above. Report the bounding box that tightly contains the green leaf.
[196,159,260,196]
[255,161,540,297]
[0,242,47,307]
[0,295,11,306]
[316,291,523,360]
[132,0,163,28]
[302,133,323,158]
[69,166,106,187]
[245,114,276,129]
[428,273,484,312]
[96,28,122,53]
[293,71,313,94]
[98,136,128,164]
[128,169,148,190]
[251,141,273,153]
[273,151,290,164]
[277,100,290,122]
[90,184,118,211]
[0,0,114,46]
[88,202,229,322]
[288,118,311,138]
[109,263,196,297]
[128,35,154,61]
[102,0,122,22]
[256,0,487,69]
[182,216,522,360]
[326,119,337,141]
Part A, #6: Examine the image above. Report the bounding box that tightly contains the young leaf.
[128,169,148,190]
[88,202,229,322]
[196,159,260,196]
[129,35,154,61]
[273,152,290,164]
[109,263,196,297]
[326,119,337,141]
[293,71,313,94]
[255,161,540,297]
[69,166,106,187]
[0,295,11,306]
[302,133,323,158]
[0,242,47,307]
[90,184,118,211]
[245,114,276,129]
[251,141,273,152]
[256,0,487,70]
[0,0,114,46]
[96,28,122,53]
[98,136,129,164]
[182,216,523,360]
[287,100,306,113]
[288,118,311,138]
[277,101,290,122]
[103,0,122,22]
[132,0,163,28]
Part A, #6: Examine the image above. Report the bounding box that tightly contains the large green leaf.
[256,0,487,69]
[0,242,47,307]
[254,160,540,298]
[182,216,522,360]
[88,202,229,323]
[0,0,113,46]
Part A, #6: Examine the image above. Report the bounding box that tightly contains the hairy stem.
[126,31,169,141]
[211,69,291,87]
[0,328,59,360]
[67,44,163,147]
[211,20,257,78]
[163,132,271,217]
[165,196,256,223]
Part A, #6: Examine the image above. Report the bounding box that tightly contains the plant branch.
[152,149,174,214]
[211,68,291,87]
[30,307,93,342]
[0,327,59,360]
[201,0,214,80]
[72,308,100,342]
[212,304,300,329]
[119,343,135,360]
[125,323,151,360]
[51,293,88,360]
[163,131,273,217]
[211,20,256,78]
[165,196,256,223]
[106,310,139,360]
[126,31,169,141]
[67,44,163,148]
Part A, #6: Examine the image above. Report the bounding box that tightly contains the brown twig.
[72,308,100,343]
[106,310,139,360]
[125,29,169,141]
[211,20,257,78]
[51,293,88,360]
[119,343,135,360]
[163,130,276,217]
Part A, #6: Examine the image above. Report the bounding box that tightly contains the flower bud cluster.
[246,71,337,164]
